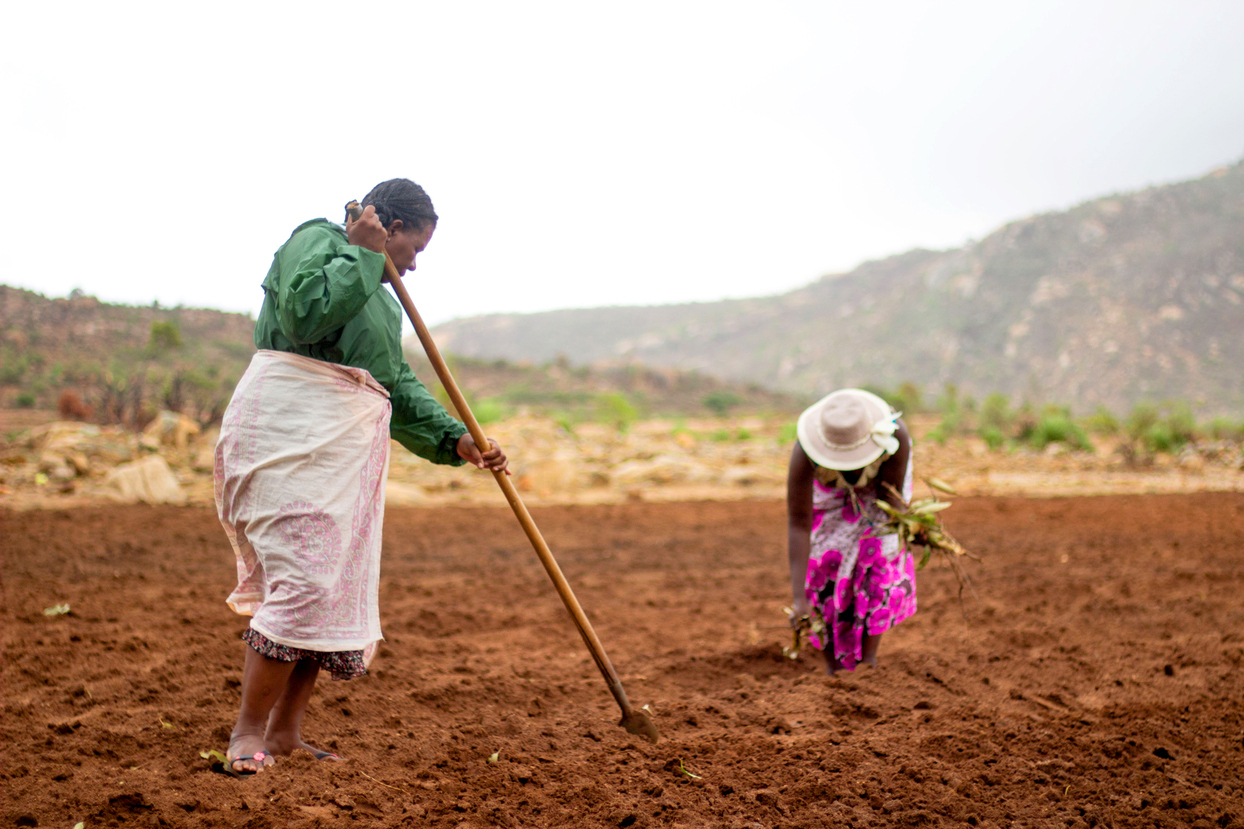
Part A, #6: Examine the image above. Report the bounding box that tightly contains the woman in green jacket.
[215,179,508,777]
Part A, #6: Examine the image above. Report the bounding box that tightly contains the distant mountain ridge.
[430,161,1244,415]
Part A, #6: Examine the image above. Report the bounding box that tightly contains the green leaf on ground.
[677,758,702,780]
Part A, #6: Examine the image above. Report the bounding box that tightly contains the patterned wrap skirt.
[215,350,392,667]
[805,456,917,670]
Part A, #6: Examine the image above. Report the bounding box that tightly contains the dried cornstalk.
[783,610,821,659]
[877,478,976,599]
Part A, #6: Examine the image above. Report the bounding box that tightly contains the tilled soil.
[2,495,1242,828]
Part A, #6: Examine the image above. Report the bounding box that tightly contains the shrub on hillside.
[979,425,1005,451]
[472,397,507,425]
[1125,403,1159,444]
[1162,403,1197,447]
[891,381,924,415]
[596,392,638,432]
[148,321,183,352]
[702,390,742,416]
[1085,406,1120,435]
[1207,417,1244,442]
[1126,401,1198,454]
[57,391,93,422]
[0,348,30,384]
[925,384,974,445]
[976,393,1014,448]
[977,393,1014,433]
[1029,413,1093,452]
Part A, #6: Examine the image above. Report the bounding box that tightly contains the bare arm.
[786,440,815,617]
[875,417,912,509]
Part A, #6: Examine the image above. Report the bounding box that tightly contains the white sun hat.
[796,388,901,470]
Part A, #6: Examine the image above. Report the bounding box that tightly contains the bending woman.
[786,388,915,674]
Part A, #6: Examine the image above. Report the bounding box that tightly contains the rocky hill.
[0,287,257,423]
[431,161,1244,415]
[0,286,800,425]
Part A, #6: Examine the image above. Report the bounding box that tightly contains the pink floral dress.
[805,455,917,670]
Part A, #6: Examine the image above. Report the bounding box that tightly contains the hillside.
[406,352,805,422]
[0,288,257,424]
[431,161,1244,415]
[0,287,800,426]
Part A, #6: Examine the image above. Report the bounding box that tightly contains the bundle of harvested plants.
[875,477,974,591]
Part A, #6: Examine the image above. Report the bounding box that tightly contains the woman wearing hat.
[787,389,915,674]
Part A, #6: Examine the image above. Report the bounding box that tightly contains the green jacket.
[254,219,466,466]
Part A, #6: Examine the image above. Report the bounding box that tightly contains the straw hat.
[796,389,900,470]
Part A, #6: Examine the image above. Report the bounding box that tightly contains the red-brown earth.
[2,495,1243,828]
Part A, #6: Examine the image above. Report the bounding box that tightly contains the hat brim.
[796,389,895,470]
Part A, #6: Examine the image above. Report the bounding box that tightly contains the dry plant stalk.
[876,477,976,598]
[784,611,822,659]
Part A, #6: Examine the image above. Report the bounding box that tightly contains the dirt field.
[3,495,1243,828]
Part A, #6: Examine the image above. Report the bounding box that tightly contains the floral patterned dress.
[805,454,917,670]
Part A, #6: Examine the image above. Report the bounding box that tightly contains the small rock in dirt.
[104,455,185,505]
[767,716,792,734]
[1163,664,1175,676]
[297,806,336,820]
[1152,747,1174,760]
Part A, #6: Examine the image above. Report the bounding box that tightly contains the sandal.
[214,751,269,778]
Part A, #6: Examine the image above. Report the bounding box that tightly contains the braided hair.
[361,178,439,232]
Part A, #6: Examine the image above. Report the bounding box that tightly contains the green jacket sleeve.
[269,224,387,346]
[388,360,468,465]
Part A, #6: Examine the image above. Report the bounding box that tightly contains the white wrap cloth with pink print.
[215,349,392,660]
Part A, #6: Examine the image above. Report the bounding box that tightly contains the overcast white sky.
[2,1,1242,327]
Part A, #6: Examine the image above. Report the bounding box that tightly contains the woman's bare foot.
[264,733,340,761]
[228,645,297,775]
[261,658,338,761]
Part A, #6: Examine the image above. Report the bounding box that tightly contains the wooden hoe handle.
[345,201,658,743]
